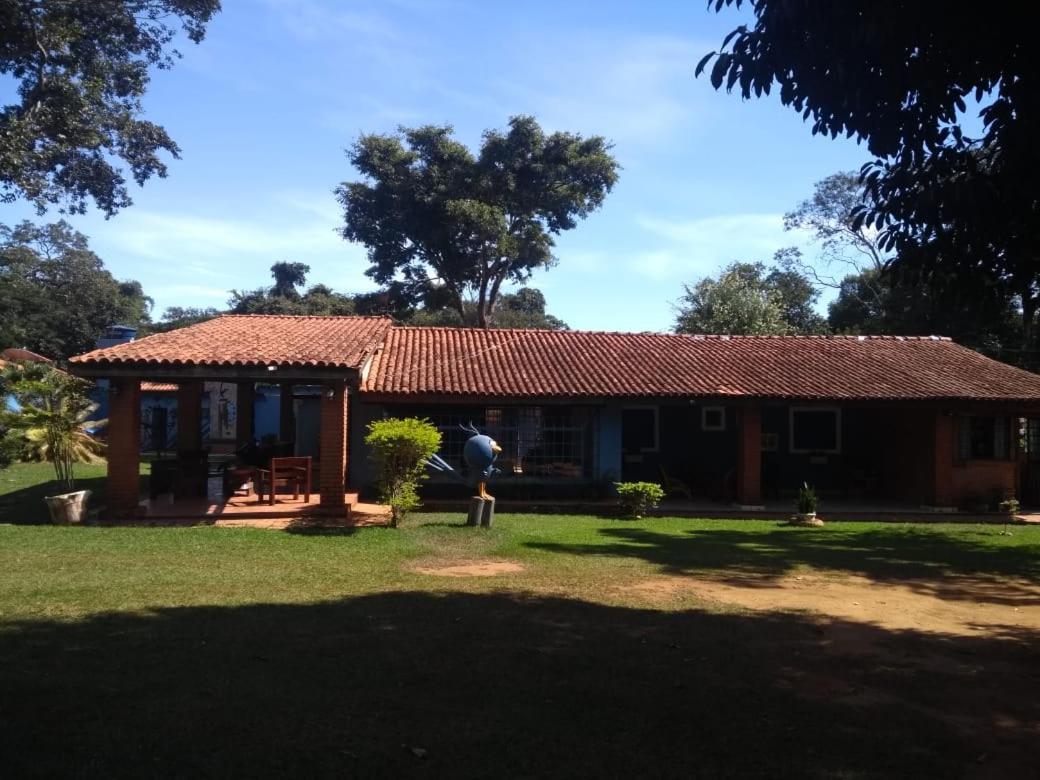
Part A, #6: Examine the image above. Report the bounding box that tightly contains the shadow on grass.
[1,591,1037,777]
[0,474,109,524]
[527,525,1040,586]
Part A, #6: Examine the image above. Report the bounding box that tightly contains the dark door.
[621,407,658,482]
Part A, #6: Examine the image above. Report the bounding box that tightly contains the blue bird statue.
[425,422,503,499]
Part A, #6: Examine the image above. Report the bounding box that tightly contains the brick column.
[735,405,762,506]
[106,378,141,519]
[235,381,254,446]
[929,410,955,507]
[176,381,203,451]
[319,380,348,511]
[279,381,295,444]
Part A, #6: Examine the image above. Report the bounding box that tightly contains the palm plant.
[0,362,105,492]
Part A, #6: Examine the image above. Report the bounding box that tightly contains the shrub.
[365,417,441,527]
[614,481,665,519]
[795,482,818,515]
[999,498,1020,516]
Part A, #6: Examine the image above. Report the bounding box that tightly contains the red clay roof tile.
[70,315,393,370]
[363,327,1040,402]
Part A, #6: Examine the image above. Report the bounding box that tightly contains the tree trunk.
[1022,290,1037,369]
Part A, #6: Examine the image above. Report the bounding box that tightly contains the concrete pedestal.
[467,496,495,527]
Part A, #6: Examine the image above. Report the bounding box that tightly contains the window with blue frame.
[400,406,595,480]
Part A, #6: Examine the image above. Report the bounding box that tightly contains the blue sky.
[6,0,872,331]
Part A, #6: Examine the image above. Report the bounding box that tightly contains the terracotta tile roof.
[363,328,1040,402]
[1,347,53,364]
[70,315,393,370]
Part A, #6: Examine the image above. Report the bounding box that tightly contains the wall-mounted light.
[324,386,336,400]
[267,365,277,372]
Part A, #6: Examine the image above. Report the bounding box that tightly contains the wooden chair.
[255,456,312,506]
[659,466,693,500]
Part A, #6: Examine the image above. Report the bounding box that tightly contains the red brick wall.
[319,381,348,508]
[735,405,761,505]
[950,461,1017,506]
[106,378,141,519]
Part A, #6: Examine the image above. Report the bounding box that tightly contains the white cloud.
[493,35,710,144]
[632,212,809,280]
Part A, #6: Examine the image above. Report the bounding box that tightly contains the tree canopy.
[337,116,618,328]
[698,0,1040,349]
[0,220,152,358]
[0,0,221,216]
[674,259,823,336]
[228,262,358,316]
[405,287,568,330]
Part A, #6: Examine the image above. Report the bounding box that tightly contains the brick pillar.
[735,405,762,506]
[279,382,295,444]
[930,410,955,507]
[176,381,203,451]
[319,380,348,511]
[235,381,254,446]
[106,378,141,519]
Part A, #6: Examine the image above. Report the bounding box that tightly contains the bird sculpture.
[425,422,503,499]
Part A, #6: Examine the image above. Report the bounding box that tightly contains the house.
[68,314,1040,519]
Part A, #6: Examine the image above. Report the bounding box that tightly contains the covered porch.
[99,372,358,522]
[68,314,395,523]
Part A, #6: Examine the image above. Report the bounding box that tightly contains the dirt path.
[622,571,1040,637]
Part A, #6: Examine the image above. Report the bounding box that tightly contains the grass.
[2,460,1040,776]
[0,460,146,524]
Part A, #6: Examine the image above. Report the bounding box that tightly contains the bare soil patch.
[412,559,525,577]
[622,571,1040,637]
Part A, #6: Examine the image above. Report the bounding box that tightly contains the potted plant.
[1,362,105,524]
[998,497,1020,536]
[794,482,822,526]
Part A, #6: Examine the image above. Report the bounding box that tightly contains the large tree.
[674,260,823,336]
[228,262,357,316]
[405,287,568,330]
[338,116,619,328]
[698,1,1040,349]
[0,0,220,216]
[0,220,152,357]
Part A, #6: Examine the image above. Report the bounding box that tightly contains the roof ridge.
[387,326,952,341]
[219,314,393,320]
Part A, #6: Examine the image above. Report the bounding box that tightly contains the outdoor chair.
[255,456,312,506]
[659,466,693,500]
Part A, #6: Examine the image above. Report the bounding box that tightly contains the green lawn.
[2,461,1039,777]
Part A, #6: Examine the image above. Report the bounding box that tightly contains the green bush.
[365,417,441,527]
[999,498,1020,516]
[796,482,818,515]
[614,481,665,519]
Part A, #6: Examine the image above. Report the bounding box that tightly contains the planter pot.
[794,511,824,527]
[44,490,91,525]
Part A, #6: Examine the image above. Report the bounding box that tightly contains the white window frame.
[789,406,842,454]
[701,405,726,432]
[622,405,659,453]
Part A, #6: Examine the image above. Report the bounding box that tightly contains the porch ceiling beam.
[69,364,361,384]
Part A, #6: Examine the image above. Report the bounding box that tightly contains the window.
[420,406,593,480]
[958,416,1010,460]
[701,406,725,431]
[789,407,841,454]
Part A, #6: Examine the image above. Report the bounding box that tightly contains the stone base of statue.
[467,496,495,528]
